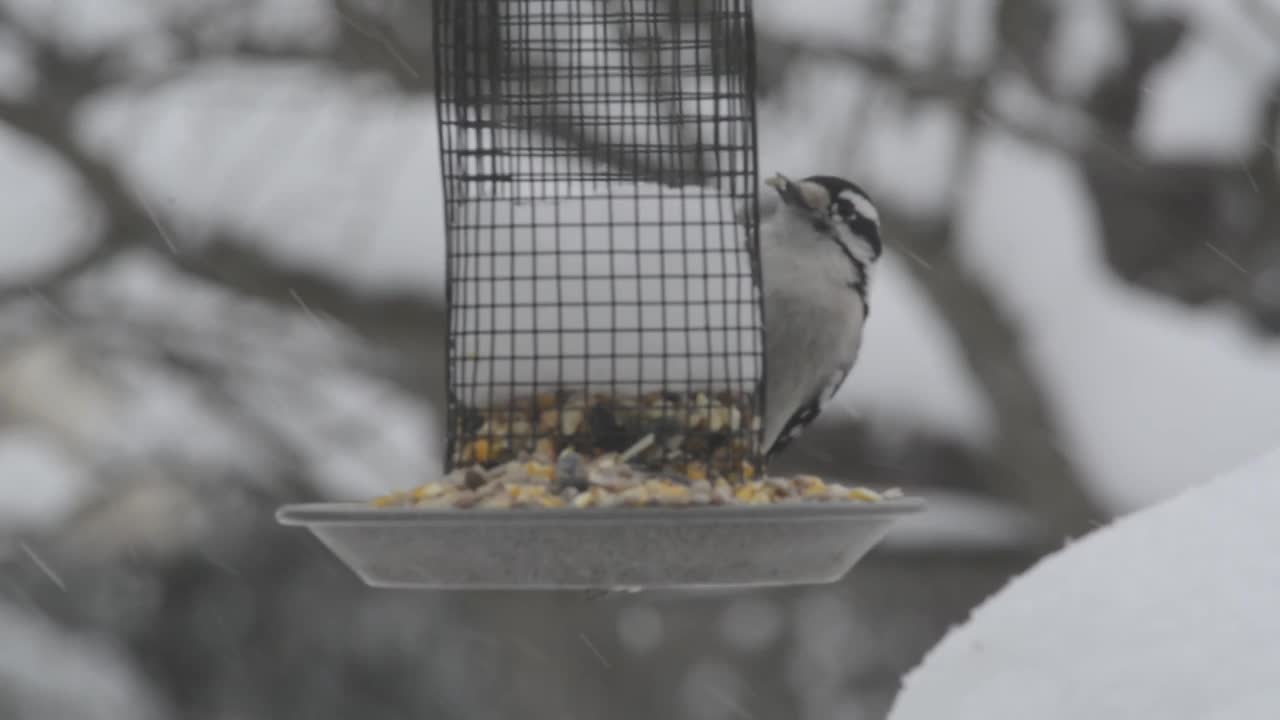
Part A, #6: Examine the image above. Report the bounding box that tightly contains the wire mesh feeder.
[278,0,922,590]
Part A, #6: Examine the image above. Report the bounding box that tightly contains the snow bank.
[889,445,1280,720]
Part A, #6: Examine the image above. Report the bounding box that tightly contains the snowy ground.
[889,444,1280,720]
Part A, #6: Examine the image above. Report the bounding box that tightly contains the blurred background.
[1,0,1279,718]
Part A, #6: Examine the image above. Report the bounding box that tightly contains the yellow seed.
[510,419,532,440]
[525,461,554,480]
[538,495,566,508]
[740,461,756,479]
[372,492,406,508]
[848,487,881,502]
[620,486,651,505]
[572,489,597,508]
[802,481,828,498]
[686,463,707,482]
[561,408,583,435]
[655,484,690,502]
[734,485,754,502]
[413,482,446,500]
[472,439,492,464]
[509,485,547,504]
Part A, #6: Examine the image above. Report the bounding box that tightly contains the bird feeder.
[278,0,921,590]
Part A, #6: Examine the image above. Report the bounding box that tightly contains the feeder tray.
[276,497,923,590]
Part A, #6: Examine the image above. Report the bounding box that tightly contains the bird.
[755,173,884,459]
[578,173,883,599]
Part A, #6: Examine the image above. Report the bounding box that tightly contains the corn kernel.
[655,484,690,502]
[802,481,828,498]
[619,486,651,505]
[525,461,554,480]
[534,437,557,462]
[510,485,547,504]
[572,489,598,508]
[472,438,492,464]
[848,487,881,502]
[686,463,708,481]
[371,492,405,508]
[413,482,446,500]
[561,408,583,435]
[740,461,756,479]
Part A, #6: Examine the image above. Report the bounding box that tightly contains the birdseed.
[449,389,759,481]
[372,436,903,510]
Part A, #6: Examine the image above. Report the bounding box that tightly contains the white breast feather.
[758,209,868,452]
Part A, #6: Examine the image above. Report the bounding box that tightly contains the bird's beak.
[766,173,820,211]
[766,173,805,208]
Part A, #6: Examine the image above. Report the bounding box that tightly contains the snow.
[1047,1,1125,102]
[755,0,998,73]
[888,444,1280,720]
[1136,28,1278,159]
[753,0,887,46]
[79,65,448,299]
[0,429,92,531]
[0,124,97,285]
[1047,0,1280,160]
[0,602,165,720]
[960,134,1280,510]
[0,24,36,99]
[832,252,996,442]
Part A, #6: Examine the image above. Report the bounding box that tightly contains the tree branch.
[0,67,447,413]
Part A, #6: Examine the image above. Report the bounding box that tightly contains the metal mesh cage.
[434,0,763,482]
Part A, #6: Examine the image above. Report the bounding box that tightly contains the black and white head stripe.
[796,175,882,260]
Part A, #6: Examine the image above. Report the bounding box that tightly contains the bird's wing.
[765,363,852,458]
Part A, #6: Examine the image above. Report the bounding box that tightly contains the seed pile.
[373,436,903,510]
[450,389,758,480]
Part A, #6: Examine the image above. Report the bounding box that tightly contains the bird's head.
[764,173,883,264]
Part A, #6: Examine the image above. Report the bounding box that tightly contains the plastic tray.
[277,498,924,590]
